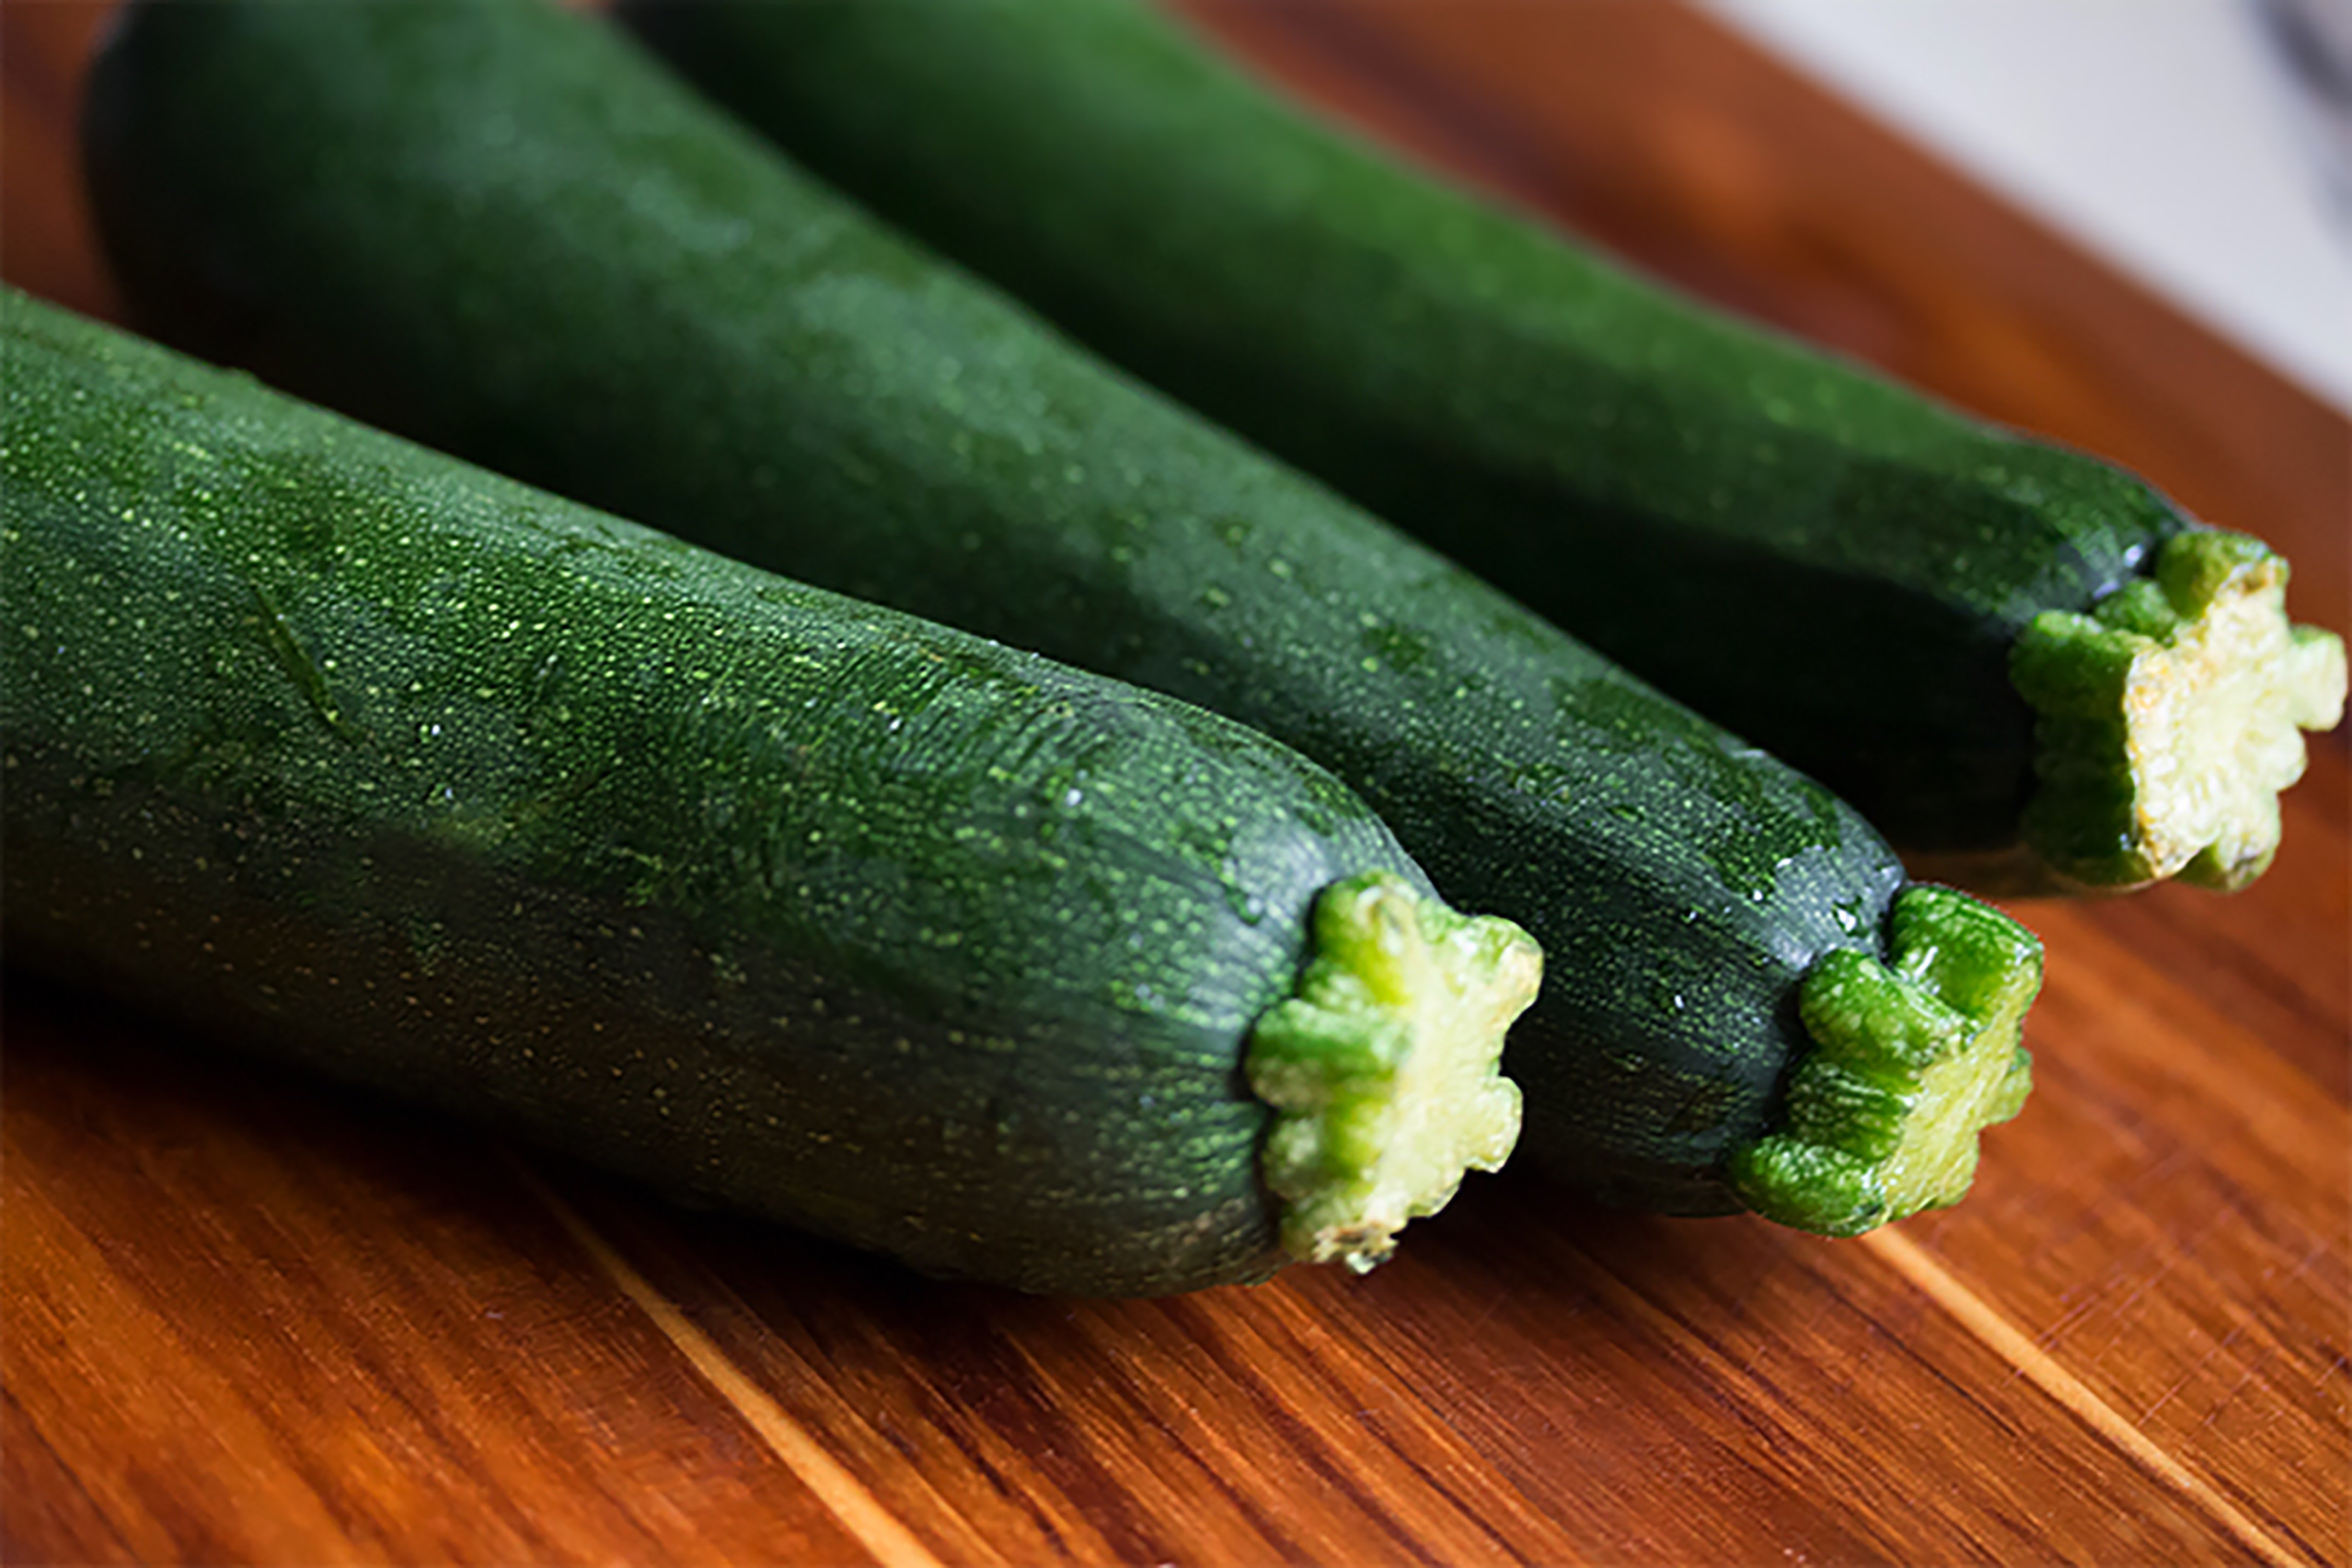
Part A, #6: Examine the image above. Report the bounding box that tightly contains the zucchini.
[0,287,1543,1297]
[619,0,2347,895]
[83,0,2044,1231]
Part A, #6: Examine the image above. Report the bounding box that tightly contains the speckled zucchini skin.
[82,0,1921,1216]
[616,0,2206,862]
[0,290,1451,1296]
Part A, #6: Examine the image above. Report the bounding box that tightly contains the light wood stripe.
[1863,1227,2305,1568]
[512,1161,947,1568]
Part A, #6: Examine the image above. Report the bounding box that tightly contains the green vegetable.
[83,0,2043,1228]
[0,287,1540,1296]
[619,0,2346,895]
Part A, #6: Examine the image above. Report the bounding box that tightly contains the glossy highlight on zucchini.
[0,288,1541,1296]
[82,0,2044,1228]
[619,0,2346,896]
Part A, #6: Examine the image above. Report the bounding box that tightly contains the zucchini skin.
[0,289,1448,1297]
[615,0,2221,864]
[83,0,1933,1217]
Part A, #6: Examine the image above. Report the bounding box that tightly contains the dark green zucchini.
[82,0,2043,1232]
[618,0,2346,896]
[0,287,1544,1296]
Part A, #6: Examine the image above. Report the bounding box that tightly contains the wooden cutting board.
[5,3,2345,1562]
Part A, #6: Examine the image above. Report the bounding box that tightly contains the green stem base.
[2010,530,2346,894]
[1727,885,2041,1237]
[1248,872,1538,1272]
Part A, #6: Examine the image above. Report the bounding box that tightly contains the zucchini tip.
[2009,529,2347,894]
[1726,885,2042,1237]
[1247,871,1538,1273]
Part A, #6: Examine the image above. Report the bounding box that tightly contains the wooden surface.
[4,2,2346,1563]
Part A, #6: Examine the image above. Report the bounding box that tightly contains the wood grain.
[4,2,2347,1563]
[1,982,876,1565]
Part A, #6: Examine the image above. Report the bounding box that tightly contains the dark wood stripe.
[1,1388,138,1567]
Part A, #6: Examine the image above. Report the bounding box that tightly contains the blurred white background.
[1701,0,2352,415]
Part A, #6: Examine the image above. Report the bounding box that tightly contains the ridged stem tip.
[1249,871,1538,1272]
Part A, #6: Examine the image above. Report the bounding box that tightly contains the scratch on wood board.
[509,1158,947,1568]
[1862,1227,2304,1568]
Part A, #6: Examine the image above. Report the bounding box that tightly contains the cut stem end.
[1248,871,1538,1272]
[2010,529,2346,893]
[1727,885,2042,1237]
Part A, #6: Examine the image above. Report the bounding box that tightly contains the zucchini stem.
[2009,530,2347,893]
[1727,885,2040,1237]
[1248,872,1538,1272]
